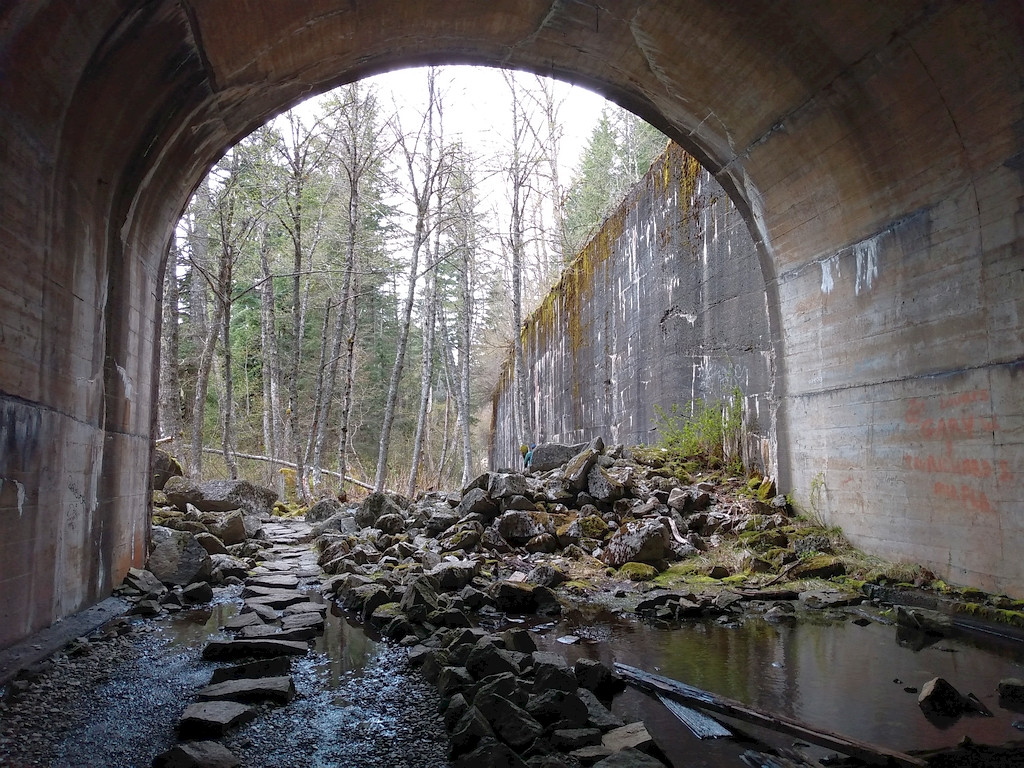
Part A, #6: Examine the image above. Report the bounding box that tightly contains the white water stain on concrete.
[116,363,134,400]
[854,234,881,295]
[820,254,840,294]
[1,477,27,516]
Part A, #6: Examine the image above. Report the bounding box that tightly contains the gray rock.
[123,567,167,597]
[524,564,566,588]
[551,727,602,750]
[130,599,163,617]
[600,519,670,567]
[577,687,625,730]
[164,477,277,517]
[477,694,543,750]
[182,581,213,604]
[466,641,519,680]
[530,442,587,473]
[438,521,484,553]
[426,511,460,535]
[374,512,406,534]
[574,658,625,699]
[311,510,359,537]
[148,526,213,586]
[563,447,600,492]
[592,748,666,768]
[152,740,239,768]
[601,722,656,754]
[201,638,308,660]
[488,473,528,499]
[178,701,256,738]
[450,706,495,758]
[453,737,528,768]
[999,678,1024,705]
[428,560,478,591]
[306,497,343,523]
[918,677,968,717]
[356,492,403,528]
[152,449,184,492]
[209,656,292,684]
[209,553,249,581]
[195,532,229,556]
[196,675,295,704]
[475,672,529,709]
[527,689,588,727]
[497,510,551,545]
[456,487,500,519]
[202,511,247,545]
[587,465,624,502]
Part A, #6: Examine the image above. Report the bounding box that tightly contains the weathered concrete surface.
[0,1,1022,648]
[491,145,774,472]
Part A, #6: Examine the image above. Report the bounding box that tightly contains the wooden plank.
[615,663,927,768]
[657,693,732,739]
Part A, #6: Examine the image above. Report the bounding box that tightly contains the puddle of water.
[314,603,380,688]
[517,606,1024,764]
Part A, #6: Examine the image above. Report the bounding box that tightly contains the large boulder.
[601,519,671,567]
[202,511,248,545]
[163,477,277,517]
[152,449,184,491]
[148,526,213,586]
[529,442,587,473]
[496,510,551,546]
[306,497,343,523]
[355,492,403,529]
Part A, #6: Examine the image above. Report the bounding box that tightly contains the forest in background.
[157,66,666,506]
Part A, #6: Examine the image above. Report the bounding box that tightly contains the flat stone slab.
[244,591,307,610]
[223,612,263,630]
[241,585,304,600]
[282,601,326,615]
[153,740,239,768]
[281,612,325,630]
[237,624,318,642]
[246,574,300,589]
[209,656,292,684]
[241,602,279,622]
[202,638,308,660]
[602,722,653,753]
[798,589,862,609]
[179,701,256,738]
[197,675,295,704]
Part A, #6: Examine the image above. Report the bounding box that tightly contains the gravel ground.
[0,608,451,768]
[223,644,451,768]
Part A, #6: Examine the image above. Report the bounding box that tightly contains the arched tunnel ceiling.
[0,0,1022,649]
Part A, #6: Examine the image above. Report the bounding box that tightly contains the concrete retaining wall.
[490,144,776,473]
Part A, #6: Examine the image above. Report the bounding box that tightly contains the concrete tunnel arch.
[1,1,1022,649]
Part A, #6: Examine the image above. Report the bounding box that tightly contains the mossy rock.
[619,562,659,582]
[739,529,789,552]
[791,555,845,580]
[578,515,610,540]
[743,555,775,574]
[721,574,748,585]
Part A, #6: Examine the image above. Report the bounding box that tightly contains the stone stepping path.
[156,518,330,767]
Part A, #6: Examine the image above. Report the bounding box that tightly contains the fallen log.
[615,663,927,768]
[200,448,375,490]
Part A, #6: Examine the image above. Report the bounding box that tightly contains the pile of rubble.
[120,476,279,616]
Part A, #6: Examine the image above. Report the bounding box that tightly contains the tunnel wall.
[490,145,775,472]
[0,1,1021,650]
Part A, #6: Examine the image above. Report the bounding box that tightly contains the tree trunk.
[304,299,334,496]
[407,262,436,497]
[374,69,441,492]
[258,234,287,497]
[158,243,183,446]
[336,268,359,491]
